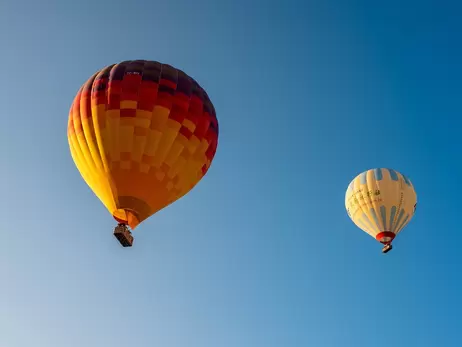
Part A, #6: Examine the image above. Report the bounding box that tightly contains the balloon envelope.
[68,60,219,230]
[345,168,417,245]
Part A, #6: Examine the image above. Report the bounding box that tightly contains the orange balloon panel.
[67,60,219,229]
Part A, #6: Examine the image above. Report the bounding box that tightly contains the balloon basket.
[114,224,134,247]
[382,244,393,254]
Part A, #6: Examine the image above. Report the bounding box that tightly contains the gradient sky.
[1,0,461,346]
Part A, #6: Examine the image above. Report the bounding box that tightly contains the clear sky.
[1,0,461,346]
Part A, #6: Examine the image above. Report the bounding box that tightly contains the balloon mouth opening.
[113,209,140,230]
[376,231,395,244]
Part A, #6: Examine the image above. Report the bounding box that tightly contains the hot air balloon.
[345,168,417,253]
[67,60,219,247]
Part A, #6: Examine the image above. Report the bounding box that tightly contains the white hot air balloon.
[345,168,417,253]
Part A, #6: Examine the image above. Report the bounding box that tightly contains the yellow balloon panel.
[345,168,417,244]
[67,61,219,229]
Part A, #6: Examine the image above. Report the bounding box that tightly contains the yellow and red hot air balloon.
[345,168,417,253]
[68,60,219,247]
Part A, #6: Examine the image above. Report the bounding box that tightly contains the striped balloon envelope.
[68,60,219,246]
[345,168,417,253]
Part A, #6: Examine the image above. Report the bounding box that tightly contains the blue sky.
[1,0,461,346]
